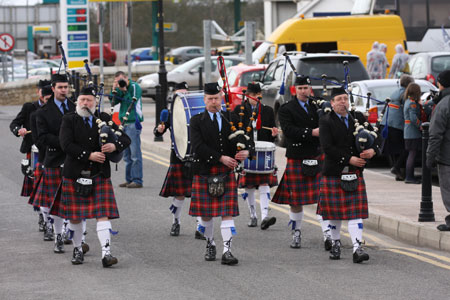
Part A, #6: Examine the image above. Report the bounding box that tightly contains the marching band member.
[272,75,331,250]
[233,82,278,229]
[189,82,252,265]
[50,86,130,266]
[10,80,51,231]
[33,74,75,253]
[154,82,205,239]
[318,87,380,263]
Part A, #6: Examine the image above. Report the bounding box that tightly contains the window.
[429,0,450,27]
[411,56,427,77]
[399,0,428,40]
[301,42,338,53]
[240,70,265,86]
[431,55,450,73]
[274,61,285,81]
[263,61,278,83]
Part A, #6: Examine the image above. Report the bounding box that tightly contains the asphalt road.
[0,106,449,300]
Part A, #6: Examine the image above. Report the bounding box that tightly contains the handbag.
[301,159,320,177]
[75,177,93,197]
[340,173,359,192]
[207,174,227,197]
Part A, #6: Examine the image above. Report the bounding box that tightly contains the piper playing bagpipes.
[49,86,130,267]
[318,87,381,264]
[233,82,279,230]
[188,82,254,266]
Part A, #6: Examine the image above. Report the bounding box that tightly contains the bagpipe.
[57,41,78,103]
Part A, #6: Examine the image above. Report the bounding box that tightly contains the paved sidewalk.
[140,103,450,253]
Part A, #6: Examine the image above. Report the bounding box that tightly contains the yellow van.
[254,14,407,72]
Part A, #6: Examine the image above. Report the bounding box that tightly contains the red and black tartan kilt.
[272,157,322,206]
[189,165,239,217]
[159,163,192,197]
[50,176,119,220]
[317,175,368,220]
[30,167,61,209]
[238,172,278,188]
[20,175,34,197]
[28,163,44,205]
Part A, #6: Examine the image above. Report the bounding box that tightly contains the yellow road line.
[144,151,450,269]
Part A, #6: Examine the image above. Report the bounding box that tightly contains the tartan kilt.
[30,167,62,209]
[50,176,119,220]
[317,175,368,220]
[20,175,34,197]
[272,158,322,206]
[28,163,44,205]
[238,172,278,188]
[189,165,239,217]
[159,163,192,197]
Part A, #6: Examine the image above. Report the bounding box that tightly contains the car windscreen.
[431,55,450,73]
[240,70,265,87]
[297,57,369,85]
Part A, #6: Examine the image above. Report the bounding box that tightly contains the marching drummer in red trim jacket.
[272,75,332,250]
[154,81,206,239]
[233,82,278,230]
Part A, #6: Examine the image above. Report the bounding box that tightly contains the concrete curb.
[141,139,450,253]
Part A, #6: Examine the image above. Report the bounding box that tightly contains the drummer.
[272,75,332,250]
[154,81,205,239]
[233,82,278,229]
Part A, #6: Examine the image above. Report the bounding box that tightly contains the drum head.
[171,94,188,159]
[254,141,276,151]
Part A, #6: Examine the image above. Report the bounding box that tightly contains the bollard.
[154,84,163,142]
[418,122,435,222]
[199,66,203,89]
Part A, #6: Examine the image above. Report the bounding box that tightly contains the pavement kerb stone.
[140,139,446,252]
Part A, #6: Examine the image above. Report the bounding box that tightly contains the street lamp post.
[155,0,167,142]
[418,122,435,222]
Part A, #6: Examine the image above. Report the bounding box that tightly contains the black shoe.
[353,246,370,263]
[290,229,301,249]
[102,254,118,268]
[437,224,450,231]
[329,240,341,260]
[390,167,405,180]
[71,247,84,265]
[170,220,180,236]
[248,217,257,227]
[38,214,45,232]
[221,251,239,265]
[54,234,65,253]
[43,226,54,241]
[81,242,90,254]
[260,216,276,230]
[195,230,206,240]
[405,179,421,184]
[324,237,332,251]
[204,241,216,261]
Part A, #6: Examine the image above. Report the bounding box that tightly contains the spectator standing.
[389,44,410,79]
[379,43,389,78]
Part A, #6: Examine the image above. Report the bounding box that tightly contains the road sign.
[155,23,177,33]
[33,26,52,34]
[0,33,15,52]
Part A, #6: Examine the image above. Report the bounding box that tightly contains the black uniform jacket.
[190,110,254,175]
[60,112,131,179]
[232,101,276,143]
[319,110,381,176]
[9,101,40,153]
[153,115,182,164]
[278,97,321,159]
[36,97,76,168]
[30,109,46,163]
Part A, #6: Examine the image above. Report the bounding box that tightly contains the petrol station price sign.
[60,0,90,68]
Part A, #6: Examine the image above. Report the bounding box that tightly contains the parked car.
[166,46,204,64]
[0,67,27,83]
[408,52,450,86]
[225,64,267,110]
[125,47,154,65]
[350,79,439,125]
[90,43,117,66]
[28,67,55,78]
[28,59,60,69]
[137,56,244,98]
[131,60,172,67]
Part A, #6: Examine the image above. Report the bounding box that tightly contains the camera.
[118,79,127,88]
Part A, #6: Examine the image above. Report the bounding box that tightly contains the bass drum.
[170,92,206,160]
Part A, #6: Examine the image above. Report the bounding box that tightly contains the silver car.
[137,56,244,98]
[166,46,204,64]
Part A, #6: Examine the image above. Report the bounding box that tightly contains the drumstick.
[26,130,32,134]
[261,126,282,132]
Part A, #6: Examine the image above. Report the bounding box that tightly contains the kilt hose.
[159,163,192,197]
[238,172,278,189]
[20,175,34,197]
[30,167,61,209]
[28,163,44,205]
[272,158,321,206]
[50,176,119,220]
[189,164,239,218]
[317,174,368,220]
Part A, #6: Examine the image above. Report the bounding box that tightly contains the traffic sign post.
[0,33,15,83]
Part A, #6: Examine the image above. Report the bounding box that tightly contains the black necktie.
[304,103,310,114]
[341,116,348,128]
[213,113,219,131]
[84,117,91,128]
[62,103,69,114]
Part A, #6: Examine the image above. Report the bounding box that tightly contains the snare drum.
[243,141,276,174]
